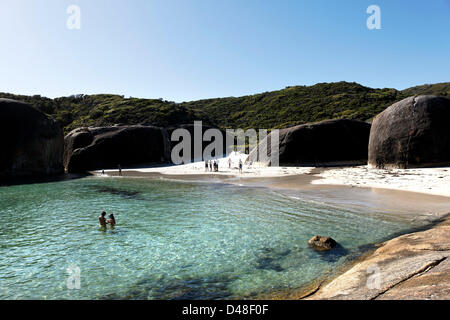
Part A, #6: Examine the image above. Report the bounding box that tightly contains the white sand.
[312,165,450,197]
[96,152,450,197]
[99,152,314,178]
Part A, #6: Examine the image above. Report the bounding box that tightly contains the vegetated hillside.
[400,82,450,97]
[1,81,448,134]
[0,93,208,134]
[182,82,450,129]
[183,82,398,129]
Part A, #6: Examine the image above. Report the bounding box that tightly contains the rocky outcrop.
[0,98,64,180]
[64,125,168,172]
[308,236,337,251]
[64,123,234,172]
[306,215,450,300]
[167,123,232,162]
[249,119,371,166]
[368,95,450,169]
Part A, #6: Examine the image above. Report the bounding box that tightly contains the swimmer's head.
[101,211,106,217]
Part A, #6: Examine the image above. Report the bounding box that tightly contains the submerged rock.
[249,119,371,166]
[0,98,64,180]
[368,95,450,169]
[308,236,337,251]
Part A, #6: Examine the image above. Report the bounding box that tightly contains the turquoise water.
[0,176,430,300]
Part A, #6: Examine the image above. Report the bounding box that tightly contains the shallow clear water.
[0,176,430,299]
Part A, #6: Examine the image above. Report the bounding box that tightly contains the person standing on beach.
[209,160,213,172]
[118,164,122,176]
[205,160,209,172]
[99,211,107,228]
[238,159,243,174]
[228,158,231,169]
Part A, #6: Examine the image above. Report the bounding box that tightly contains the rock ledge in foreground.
[306,216,450,300]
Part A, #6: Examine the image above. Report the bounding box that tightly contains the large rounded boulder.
[0,98,64,180]
[64,125,169,172]
[368,95,450,168]
[249,119,371,166]
[166,123,233,162]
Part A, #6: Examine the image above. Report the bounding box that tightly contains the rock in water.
[308,236,337,251]
[64,125,168,172]
[368,95,450,169]
[249,119,371,166]
[0,98,64,180]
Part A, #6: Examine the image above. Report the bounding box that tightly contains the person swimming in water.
[99,211,107,227]
[107,214,116,227]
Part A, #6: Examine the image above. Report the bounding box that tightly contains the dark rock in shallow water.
[0,98,64,180]
[369,95,450,169]
[105,274,236,300]
[313,243,349,263]
[255,256,285,272]
[90,185,141,199]
[64,125,168,172]
[249,119,371,166]
[308,235,337,251]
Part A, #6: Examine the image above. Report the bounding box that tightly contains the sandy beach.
[94,154,450,222]
[312,166,450,198]
[95,156,450,198]
[97,164,450,219]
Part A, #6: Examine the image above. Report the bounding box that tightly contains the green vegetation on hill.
[400,82,450,97]
[1,81,449,134]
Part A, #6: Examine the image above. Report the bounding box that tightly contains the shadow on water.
[0,173,90,187]
[310,243,350,263]
[90,185,142,200]
[103,274,237,300]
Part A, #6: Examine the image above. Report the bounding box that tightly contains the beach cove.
[87,160,450,300]
[0,162,447,299]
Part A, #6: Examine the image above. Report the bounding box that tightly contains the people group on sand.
[204,159,220,172]
[99,211,116,228]
[203,157,244,174]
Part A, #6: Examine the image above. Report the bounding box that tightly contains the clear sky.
[0,0,449,102]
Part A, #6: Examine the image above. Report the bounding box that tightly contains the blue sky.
[0,0,449,102]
